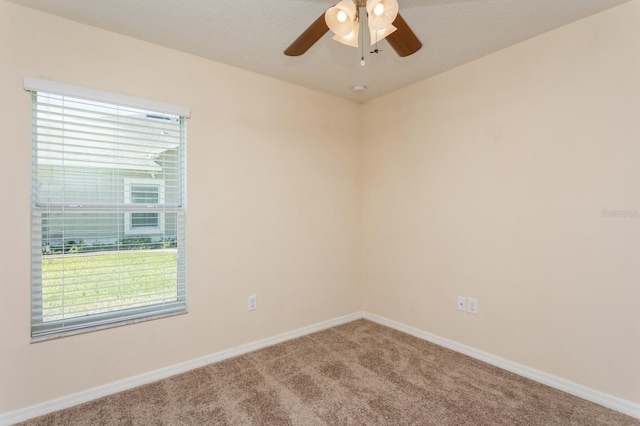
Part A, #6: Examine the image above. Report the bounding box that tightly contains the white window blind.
[28,79,188,340]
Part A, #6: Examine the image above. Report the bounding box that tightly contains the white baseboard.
[203,311,364,364]
[0,312,364,426]
[363,312,640,420]
[3,311,638,424]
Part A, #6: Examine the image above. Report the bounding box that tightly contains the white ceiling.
[9,0,630,102]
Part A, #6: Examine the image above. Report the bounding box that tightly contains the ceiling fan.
[284,0,422,58]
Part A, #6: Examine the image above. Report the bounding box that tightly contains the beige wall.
[0,1,361,413]
[362,0,640,404]
[2,0,639,416]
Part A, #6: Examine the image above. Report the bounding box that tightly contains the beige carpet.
[20,319,639,425]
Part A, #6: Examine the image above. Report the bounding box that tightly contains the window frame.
[26,77,189,341]
[124,178,166,235]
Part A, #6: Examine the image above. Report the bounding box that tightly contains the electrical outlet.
[457,296,467,311]
[248,295,257,311]
[467,298,478,314]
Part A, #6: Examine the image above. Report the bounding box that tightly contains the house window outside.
[27,78,189,340]
[124,179,165,234]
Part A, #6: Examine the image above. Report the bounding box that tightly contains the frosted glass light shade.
[366,0,399,30]
[369,23,397,45]
[332,22,360,48]
[325,0,357,36]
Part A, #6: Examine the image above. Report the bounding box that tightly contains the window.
[26,78,189,340]
[124,179,165,234]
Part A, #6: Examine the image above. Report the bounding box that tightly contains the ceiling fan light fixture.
[369,23,397,45]
[325,0,357,36]
[284,0,421,58]
[366,0,399,30]
[332,22,360,48]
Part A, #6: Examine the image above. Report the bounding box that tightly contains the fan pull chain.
[360,16,365,66]
[371,38,381,55]
[371,21,382,55]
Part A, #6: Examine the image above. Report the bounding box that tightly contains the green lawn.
[41,250,178,322]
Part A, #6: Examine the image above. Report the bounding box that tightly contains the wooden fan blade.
[386,13,422,57]
[284,14,329,56]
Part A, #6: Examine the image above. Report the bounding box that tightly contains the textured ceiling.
[9,0,630,102]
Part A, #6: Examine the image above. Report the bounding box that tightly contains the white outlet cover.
[457,296,467,311]
[468,298,478,314]
[248,295,257,311]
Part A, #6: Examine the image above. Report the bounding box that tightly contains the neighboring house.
[35,102,181,253]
